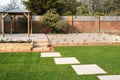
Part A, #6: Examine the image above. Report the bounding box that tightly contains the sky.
[0,0,23,6]
[0,0,26,10]
[0,0,10,6]
[0,0,80,6]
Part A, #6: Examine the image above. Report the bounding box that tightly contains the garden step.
[32,46,54,52]
[33,40,48,43]
[33,42,49,46]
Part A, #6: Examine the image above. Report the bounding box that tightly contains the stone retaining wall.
[0,43,33,52]
[52,42,120,46]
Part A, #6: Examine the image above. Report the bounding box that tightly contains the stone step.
[33,42,49,47]
[32,46,53,52]
[33,40,48,43]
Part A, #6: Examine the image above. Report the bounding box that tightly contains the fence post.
[95,16,100,33]
[67,16,73,32]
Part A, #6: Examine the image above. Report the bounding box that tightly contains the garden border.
[0,41,33,52]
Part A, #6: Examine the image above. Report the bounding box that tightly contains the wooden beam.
[13,15,15,32]
[30,15,32,35]
[28,13,30,37]
[10,15,13,34]
[2,13,8,18]
[2,13,5,37]
[23,13,28,18]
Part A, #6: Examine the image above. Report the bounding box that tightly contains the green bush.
[56,20,68,33]
[0,39,32,43]
[42,9,59,28]
[63,11,72,15]
[94,12,105,16]
[41,9,69,33]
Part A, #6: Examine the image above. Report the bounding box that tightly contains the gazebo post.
[28,13,30,37]
[1,13,8,37]
[23,12,31,37]
[2,13,5,37]
[10,15,13,34]
[30,15,32,35]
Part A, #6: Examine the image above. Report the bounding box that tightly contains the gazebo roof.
[0,8,30,13]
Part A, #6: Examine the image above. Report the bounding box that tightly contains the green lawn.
[0,46,120,80]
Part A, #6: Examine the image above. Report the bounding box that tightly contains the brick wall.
[0,16,120,33]
[70,16,120,33]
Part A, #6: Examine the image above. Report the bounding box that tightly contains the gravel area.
[47,33,120,44]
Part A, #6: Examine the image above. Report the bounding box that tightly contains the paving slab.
[97,75,120,80]
[71,64,107,75]
[41,52,61,57]
[0,34,48,41]
[54,57,80,64]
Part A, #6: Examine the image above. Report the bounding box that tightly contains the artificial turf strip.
[0,46,120,80]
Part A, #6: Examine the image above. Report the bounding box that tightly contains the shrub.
[41,9,69,33]
[94,12,105,16]
[0,39,32,43]
[42,9,59,28]
[56,20,68,33]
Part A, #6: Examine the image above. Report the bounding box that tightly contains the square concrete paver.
[97,75,120,80]
[41,52,61,57]
[71,64,107,75]
[54,57,80,64]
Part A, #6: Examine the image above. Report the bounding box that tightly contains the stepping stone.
[54,57,80,64]
[41,52,61,57]
[71,64,107,75]
[97,75,120,80]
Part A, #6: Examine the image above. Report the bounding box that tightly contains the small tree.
[42,9,59,28]
[23,0,65,15]
[41,9,68,33]
[56,20,68,33]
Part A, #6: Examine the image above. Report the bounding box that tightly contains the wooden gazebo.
[0,8,32,37]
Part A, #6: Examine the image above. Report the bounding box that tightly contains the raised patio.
[0,34,53,52]
[0,33,120,52]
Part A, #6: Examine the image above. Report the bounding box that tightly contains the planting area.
[0,34,52,52]
[47,33,120,45]
[0,46,120,80]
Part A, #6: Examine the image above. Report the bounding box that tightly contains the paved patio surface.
[71,64,107,75]
[54,57,80,64]
[0,34,48,41]
[1,33,120,44]
[97,75,120,80]
[41,52,61,57]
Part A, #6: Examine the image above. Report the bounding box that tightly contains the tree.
[42,9,59,28]
[62,0,77,15]
[56,20,68,33]
[41,9,68,33]
[103,0,120,15]
[76,0,105,15]
[23,0,65,15]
